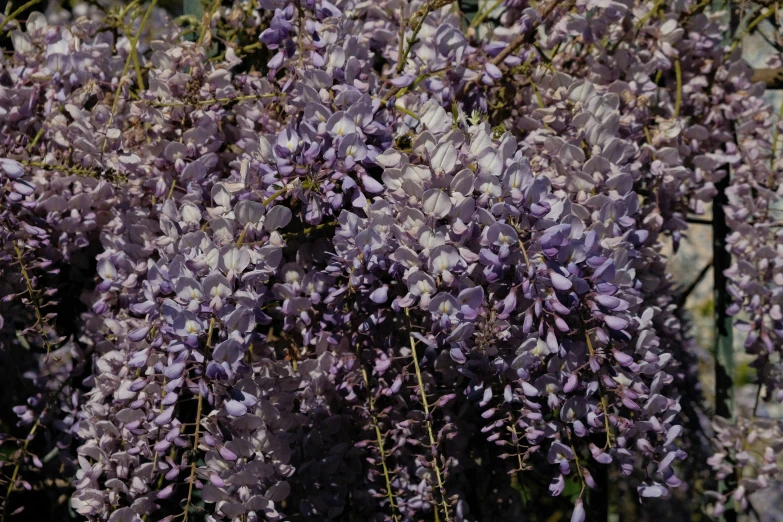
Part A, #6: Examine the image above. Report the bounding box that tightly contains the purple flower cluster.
[1,0,782,521]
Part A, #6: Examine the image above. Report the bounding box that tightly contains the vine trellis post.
[712,173,734,423]
[711,4,738,522]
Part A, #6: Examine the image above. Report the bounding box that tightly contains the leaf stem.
[397,1,407,74]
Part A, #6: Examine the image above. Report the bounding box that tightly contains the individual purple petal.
[390,75,414,87]
[0,159,24,179]
[638,482,668,498]
[128,326,150,342]
[154,407,174,426]
[163,361,186,379]
[225,400,248,417]
[157,484,175,499]
[570,498,585,522]
[549,270,573,291]
[604,315,629,330]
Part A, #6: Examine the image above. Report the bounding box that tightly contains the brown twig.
[404,308,451,522]
[489,0,565,67]
[181,317,214,522]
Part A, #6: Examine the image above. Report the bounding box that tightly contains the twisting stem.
[26,127,45,153]
[145,375,169,522]
[531,81,544,109]
[381,66,449,106]
[295,0,306,66]
[122,8,146,93]
[508,421,529,499]
[131,45,145,92]
[102,0,158,154]
[404,308,451,522]
[2,377,67,522]
[360,364,400,521]
[565,428,586,496]
[489,0,564,67]
[634,0,664,31]
[14,243,53,356]
[583,329,612,449]
[396,0,446,74]
[1,419,40,522]
[166,178,177,200]
[0,0,41,34]
[182,317,214,522]
[713,172,734,422]
[181,396,203,522]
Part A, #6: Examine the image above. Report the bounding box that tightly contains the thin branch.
[751,67,783,88]
[102,0,158,155]
[404,308,451,522]
[149,93,277,108]
[1,419,40,522]
[583,329,612,450]
[394,104,420,121]
[0,0,42,34]
[565,428,586,496]
[470,0,503,30]
[197,0,220,47]
[14,243,53,357]
[25,127,45,153]
[673,58,682,119]
[726,5,775,56]
[686,217,712,225]
[677,258,713,307]
[262,186,288,206]
[360,362,400,522]
[396,0,450,74]
[489,0,565,67]
[181,317,214,522]
[1,378,67,522]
